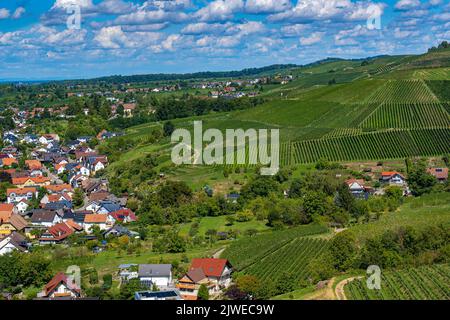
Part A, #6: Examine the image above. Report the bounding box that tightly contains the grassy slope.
[351,192,450,243]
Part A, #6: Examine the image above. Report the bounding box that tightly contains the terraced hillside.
[114,50,450,169]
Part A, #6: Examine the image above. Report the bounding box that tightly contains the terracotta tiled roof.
[109,208,136,222]
[43,272,80,297]
[427,168,448,180]
[381,171,404,178]
[12,176,50,185]
[25,160,42,170]
[44,184,73,193]
[7,187,37,196]
[189,258,231,278]
[84,214,107,223]
[2,158,18,166]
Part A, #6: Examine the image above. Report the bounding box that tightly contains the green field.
[345,264,450,300]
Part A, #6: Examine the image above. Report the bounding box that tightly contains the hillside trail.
[304,278,336,300]
[335,277,364,300]
[212,247,226,259]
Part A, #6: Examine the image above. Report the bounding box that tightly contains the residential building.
[0,232,27,256]
[381,172,406,185]
[138,264,173,288]
[38,272,81,299]
[7,187,38,203]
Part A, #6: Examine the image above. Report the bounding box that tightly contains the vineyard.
[243,238,328,284]
[221,224,328,271]
[284,128,450,164]
[345,264,450,300]
[360,102,450,129]
[367,80,438,103]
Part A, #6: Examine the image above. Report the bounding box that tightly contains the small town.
[0,1,449,312]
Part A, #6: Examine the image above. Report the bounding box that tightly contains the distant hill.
[60,64,300,85]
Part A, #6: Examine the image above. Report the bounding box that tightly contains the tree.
[407,163,436,196]
[73,188,84,207]
[163,121,175,137]
[198,284,209,300]
[328,231,356,271]
[119,278,145,300]
[236,275,260,296]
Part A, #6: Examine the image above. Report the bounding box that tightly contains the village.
[0,123,448,300]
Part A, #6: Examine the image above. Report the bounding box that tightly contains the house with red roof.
[38,272,81,299]
[109,208,137,223]
[427,168,448,182]
[177,258,233,300]
[39,222,76,245]
[380,171,406,185]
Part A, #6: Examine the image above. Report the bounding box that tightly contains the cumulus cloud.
[281,24,310,37]
[0,8,10,19]
[114,9,188,25]
[245,0,291,14]
[12,7,26,19]
[195,0,244,22]
[94,26,132,49]
[395,0,421,10]
[300,32,325,45]
[268,0,385,23]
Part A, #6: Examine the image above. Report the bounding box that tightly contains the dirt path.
[304,278,336,300]
[335,277,363,300]
[212,247,226,259]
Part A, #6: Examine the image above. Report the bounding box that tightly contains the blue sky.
[0,0,448,80]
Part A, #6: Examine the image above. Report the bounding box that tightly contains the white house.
[381,172,406,185]
[7,188,38,204]
[15,200,29,213]
[38,272,81,299]
[31,211,62,228]
[138,264,173,288]
[83,214,113,233]
[0,233,27,256]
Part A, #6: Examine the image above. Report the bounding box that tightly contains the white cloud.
[0,8,10,19]
[245,0,291,14]
[12,7,26,19]
[94,26,132,49]
[182,22,233,35]
[395,0,421,10]
[52,0,94,9]
[394,27,420,39]
[269,0,385,23]
[281,24,310,37]
[300,32,324,45]
[195,0,244,22]
[114,9,188,25]
[45,28,87,45]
